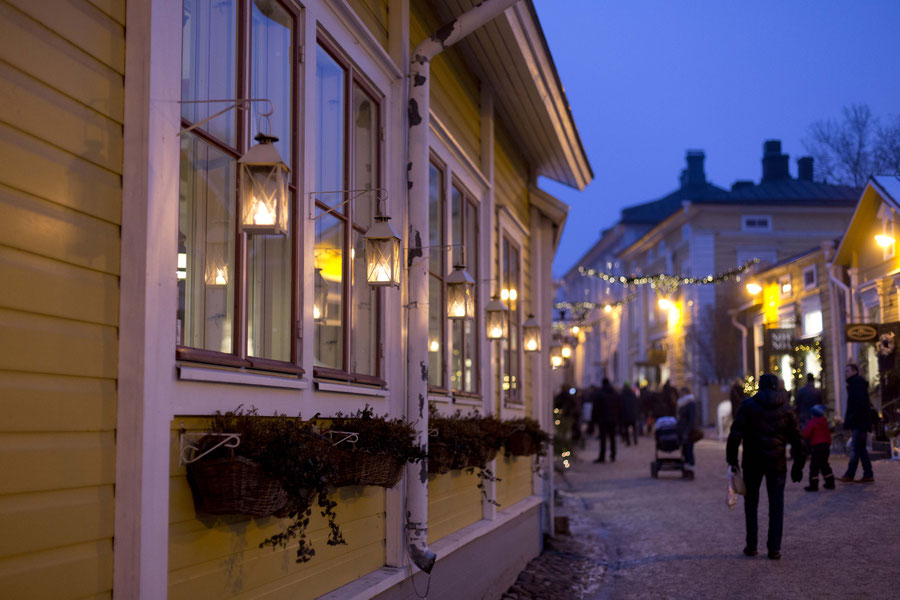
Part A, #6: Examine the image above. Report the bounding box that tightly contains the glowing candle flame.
[313,305,321,320]
[252,200,275,225]
[214,267,227,285]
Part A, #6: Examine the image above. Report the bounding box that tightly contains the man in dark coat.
[592,378,620,463]
[727,373,806,560]
[621,382,639,446]
[794,373,822,429]
[837,363,874,483]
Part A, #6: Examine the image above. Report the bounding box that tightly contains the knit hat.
[811,405,826,417]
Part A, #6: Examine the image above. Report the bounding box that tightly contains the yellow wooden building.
[0,0,591,598]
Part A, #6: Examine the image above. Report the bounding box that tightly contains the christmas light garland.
[577,258,760,288]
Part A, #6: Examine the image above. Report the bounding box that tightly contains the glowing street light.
[875,234,895,248]
[746,282,762,295]
[523,314,541,352]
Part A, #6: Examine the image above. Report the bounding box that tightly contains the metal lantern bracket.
[179,431,241,466]
[177,98,274,137]
[308,188,390,221]
[324,430,360,448]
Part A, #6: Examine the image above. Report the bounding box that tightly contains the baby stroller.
[651,417,689,479]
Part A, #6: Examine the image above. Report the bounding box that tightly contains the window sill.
[503,401,526,411]
[315,380,389,397]
[178,364,308,390]
[453,393,483,407]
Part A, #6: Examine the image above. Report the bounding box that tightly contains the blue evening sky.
[534,0,900,277]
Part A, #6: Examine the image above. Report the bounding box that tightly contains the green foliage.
[204,407,344,563]
[504,417,551,457]
[326,404,426,465]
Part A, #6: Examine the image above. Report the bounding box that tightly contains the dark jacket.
[844,374,872,432]
[794,383,822,426]
[727,378,806,473]
[677,395,696,442]
[621,386,638,423]
[729,383,745,419]
[591,382,621,425]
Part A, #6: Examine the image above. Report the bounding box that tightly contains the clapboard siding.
[0,247,119,326]
[6,0,125,75]
[427,469,482,544]
[0,486,115,558]
[169,419,386,599]
[411,1,481,165]
[0,185,121,275]
[0,2,122,597]
[0,62,123,174]
[0,540,113,600]
[495,455,532,509]
[346,0,389,51]
[0,2,124,123]
[0,372,116,433]
[494,118,529,227]
[0,125,122,225]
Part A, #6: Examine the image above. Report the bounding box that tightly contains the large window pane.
[314,212,344,368]
[353,84,377,224]
[451,319,463,390]
[181,0,237,146]
[451,185,463,266]
[428,275,443,387]
[316,45,345,208]
[429,163,443,275]
[351,229,377,376]
[247,203,292,362]
[464,319,476,392]
[250,0,292,166]
[178,133,236,353]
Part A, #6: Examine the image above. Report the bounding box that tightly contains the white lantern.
[364,215,401,287]
[446,265,475,319]
[239,133,290,236]
[485,296,508,340]
[523,314,541,352]
[561,343,573,359]
[550,344,563,369]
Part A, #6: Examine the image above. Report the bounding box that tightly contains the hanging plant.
[324,405,425,488]
[878,332,896,357]
[503,417,550,458]
[187,408,344,563]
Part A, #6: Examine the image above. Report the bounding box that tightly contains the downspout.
[729,309,748,378]
[828,262,851,418]
[405,0,520,574]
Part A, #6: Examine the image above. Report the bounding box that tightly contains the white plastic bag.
[727,466,741,510]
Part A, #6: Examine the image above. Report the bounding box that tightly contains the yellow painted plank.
[427,470,482,543]
[0,431,115,495]
[0,371,116,433]
[496,455,533,508]
[84,0,124,26]
[0,309,118,379]
[0,2,124,123]
[346,0,388,50]
[0,485,114,558]
[0,124,122,225]
[0,540,112,600]
[0,247,119,326]
[6,0,125,75]
[0,62,123,174]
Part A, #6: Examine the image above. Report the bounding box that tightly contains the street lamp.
[550,344,563,368]
[876,234,895,248]
[485,295,508,339]
[561,342,573,359]
[364,214,401,287]
[745,282,762,295]
[523,314,541,352]
[239,133,290,236]
[657,297,673,311]
[446,265,476,319]
[603,304,612,313]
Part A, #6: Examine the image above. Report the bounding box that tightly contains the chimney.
[680,150,706,189]
[797,156,814,181]
[761,139,790,182]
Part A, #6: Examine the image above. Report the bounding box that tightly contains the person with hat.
[800,404,834,491]
[726,372,806,560]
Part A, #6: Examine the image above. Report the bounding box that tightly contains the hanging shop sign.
[765,328,794,354]
[845,323,878,343]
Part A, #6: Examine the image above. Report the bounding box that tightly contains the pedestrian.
[621,382,639,446]
[837,363,875,483]
[794,373,822,429]
[677,386,697,478]
[727,372,806,560]
[801,404,834,491]
[662,379,678,416]
[591,378,620,463]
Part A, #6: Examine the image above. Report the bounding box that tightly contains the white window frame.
[742,215,772,232]
[497,205,527,411]
[803,265,817,290]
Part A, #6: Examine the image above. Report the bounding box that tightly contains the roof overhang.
[431,0,593,190]
[833,176,900,266]
[530,185,568,250]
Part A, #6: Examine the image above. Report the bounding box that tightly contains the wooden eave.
[430,0,593,190]
[833,177,900,266]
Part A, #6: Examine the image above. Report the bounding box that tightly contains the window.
[803,265,817,290]
[427,161,445,389]
[451,183,479,394]
[500,236,521,403]
[313,40,383,383]
[779,274,792,298]
[802,295,823,336]
[742,215,772,232]
[178,0,299,372]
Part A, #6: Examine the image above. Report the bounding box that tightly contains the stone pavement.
[504,430,900,599]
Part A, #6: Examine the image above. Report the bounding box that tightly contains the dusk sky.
[533,0,900,277]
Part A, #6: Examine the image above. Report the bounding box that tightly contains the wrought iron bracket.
[179,431,241,465]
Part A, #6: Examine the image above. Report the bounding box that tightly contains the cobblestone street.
[507,430,900,599]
